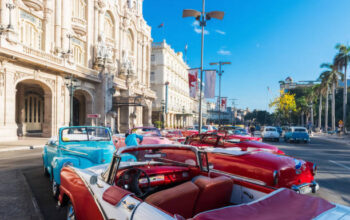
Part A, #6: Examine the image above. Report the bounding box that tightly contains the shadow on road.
[22,166,66,220]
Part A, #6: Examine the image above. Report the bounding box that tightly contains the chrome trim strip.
[61,148,88,156]
[209,169,267,186]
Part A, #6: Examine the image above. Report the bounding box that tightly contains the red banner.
[221,98,227,111]
[188,69,199,98]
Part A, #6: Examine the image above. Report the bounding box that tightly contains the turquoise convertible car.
[42,126,118,198]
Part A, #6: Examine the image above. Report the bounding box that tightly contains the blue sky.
[143,0,350,111]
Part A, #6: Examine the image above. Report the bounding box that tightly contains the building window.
[19,10,43,50]
[104,12,114,41]
[72,0,86,20]
[151,72,155,81]
[151,55,155,61]
[72,37,86,66]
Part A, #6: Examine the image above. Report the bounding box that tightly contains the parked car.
[113,127,173,149]
[261,126,280,142]
[42,126,115,198]
[185,133,282,154]
[275,126,283,136]
[56,145,338,220]
[217,127,262,142]
[164,129,186,143]
[281,126,290,137]
[284,127,310,143]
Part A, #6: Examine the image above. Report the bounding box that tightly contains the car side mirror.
[90,175,98,185]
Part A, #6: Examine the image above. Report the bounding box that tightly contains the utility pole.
[210,61,231,127]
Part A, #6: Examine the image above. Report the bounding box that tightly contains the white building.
[150,40,193,128]
[0,0,155,141]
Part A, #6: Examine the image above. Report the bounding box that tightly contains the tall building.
[0,0,155,141]
[150,40,193,128]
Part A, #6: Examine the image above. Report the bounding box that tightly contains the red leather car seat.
[145,181,200,218]
[192,176,233,214]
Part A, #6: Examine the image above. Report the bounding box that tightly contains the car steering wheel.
[116,168,151,198]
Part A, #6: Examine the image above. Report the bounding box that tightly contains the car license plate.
[299,185,312,194]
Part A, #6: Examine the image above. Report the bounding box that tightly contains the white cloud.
[217,49,231,56]
[215,30,226,35]
[192,21,209,35]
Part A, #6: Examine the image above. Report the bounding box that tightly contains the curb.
[0,145,44,153]
[19,170,44,220]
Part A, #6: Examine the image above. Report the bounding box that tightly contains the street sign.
[87,114,101,118]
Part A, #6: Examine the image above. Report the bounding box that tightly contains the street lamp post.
[165,81,169,128]
[183,1,224,132]
[182,106,185,128]
[161,100,165,129]
[210,61,231,127]
[65,75,79,126]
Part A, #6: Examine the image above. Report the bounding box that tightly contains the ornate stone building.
[0,0,155,141]
[151,40,193,128]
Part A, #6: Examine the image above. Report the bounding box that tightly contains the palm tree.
[313,84,327,131]
[334,44,350,132]
[319,63,343,131]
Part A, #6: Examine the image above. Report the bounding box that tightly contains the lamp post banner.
[188,68,199,98]
[221,98,227,111]
[204,70,216,98]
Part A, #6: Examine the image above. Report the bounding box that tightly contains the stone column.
[43,93,52,137]
[17,85,25,136]
[61,0,72,52]
[54,0,62,50]
[43,0,54,52]
[0,0,9,25]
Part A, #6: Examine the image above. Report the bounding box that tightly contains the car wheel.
[67,201,76,220]
[52,178,60,199]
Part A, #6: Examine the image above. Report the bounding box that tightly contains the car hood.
[142,137,173,144]
[62,143,115,164]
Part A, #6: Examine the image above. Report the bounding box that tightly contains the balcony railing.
[22,45,63,64]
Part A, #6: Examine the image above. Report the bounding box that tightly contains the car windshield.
[266,128,276,131]
[61,127,111,142]
[119,147,198,167]
[132,127,161,137]
[295,128,307,132]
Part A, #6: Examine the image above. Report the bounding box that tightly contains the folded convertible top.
[192,189,335,220]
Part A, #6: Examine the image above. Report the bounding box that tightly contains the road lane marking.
[329,160,350,170]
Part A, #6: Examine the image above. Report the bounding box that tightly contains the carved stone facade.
[0,0,154,140]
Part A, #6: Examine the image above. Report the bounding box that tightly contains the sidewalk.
[0,170,43,219]
[0,137,48,152]
[312,133,350,146]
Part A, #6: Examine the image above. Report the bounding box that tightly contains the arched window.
[126,29,134,56]
[72,37,86,66]
[72,0,86,20]
[19,10,43,49]
[104,12,114,41]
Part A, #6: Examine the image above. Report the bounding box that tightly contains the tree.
[319,63,343,131]
[334,44,350,132]
[269,90,297,124]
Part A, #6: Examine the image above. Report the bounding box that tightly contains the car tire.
[52,177,60,199]
[66,201,76,220]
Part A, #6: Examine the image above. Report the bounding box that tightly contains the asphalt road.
[0,138,349,219]
[271,138,350,206]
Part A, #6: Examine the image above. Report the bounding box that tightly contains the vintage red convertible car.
[58,145,342,220]
[164,129,186,143]
[113,127,173,148]
[216,127,263,142]
[185,133,284,154]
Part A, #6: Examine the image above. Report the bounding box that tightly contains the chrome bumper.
[292,181,319,194]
